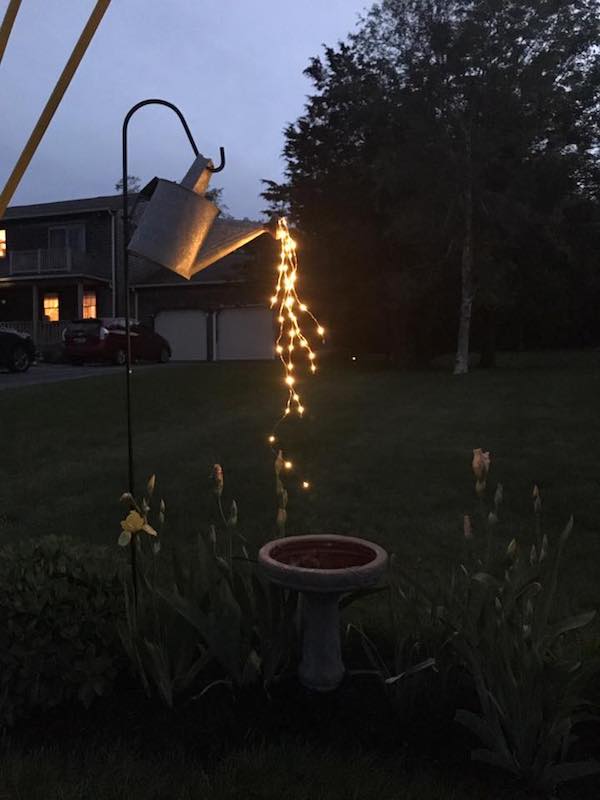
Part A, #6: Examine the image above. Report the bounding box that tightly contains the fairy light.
[270,217,324,419]
[267,216,325,493]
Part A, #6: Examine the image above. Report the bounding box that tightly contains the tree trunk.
[479,305,497,368]
[454,128,474,376]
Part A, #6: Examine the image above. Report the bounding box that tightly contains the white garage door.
[155,310,208,361]
[217,307,274,360]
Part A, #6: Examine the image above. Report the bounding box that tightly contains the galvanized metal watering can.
[128,154,268,280]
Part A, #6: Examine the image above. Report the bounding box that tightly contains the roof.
[2,193,274,287]
[0,273,110,286]
[2,194,127,221]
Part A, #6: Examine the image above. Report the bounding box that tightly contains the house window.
[0,229,6,259]
[43,293,60,322]
[82,290,96,319]
[48,224,85,252]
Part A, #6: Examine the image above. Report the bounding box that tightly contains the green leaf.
[385,657,436,684]
[118,530,131,547]
[545,611,596,643]
[471,572,501,589]
[339,584,389,610]
[455,709,508,757]
[192,679,233,700]
[147,474,156,496]
[541,760,600,788]
[471,748,520,776]
[227,500,238,528]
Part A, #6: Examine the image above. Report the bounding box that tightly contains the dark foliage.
[263,0,600,364]
[0,537,124,726]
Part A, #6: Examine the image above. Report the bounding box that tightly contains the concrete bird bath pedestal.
[258,534,388,691]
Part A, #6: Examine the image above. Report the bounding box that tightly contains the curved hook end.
[209,146,226,173]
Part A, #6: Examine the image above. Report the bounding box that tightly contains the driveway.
[0,362,163,390]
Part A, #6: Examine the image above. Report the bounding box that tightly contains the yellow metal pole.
[0,0,22,65]
[0,0,112,218]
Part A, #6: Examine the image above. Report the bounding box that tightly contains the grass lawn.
[2,350,600,799]
[0,742,502,800]
[1,349,599,605]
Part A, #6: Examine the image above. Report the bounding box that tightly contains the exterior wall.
[135,282,268,328]
[97,286,113,317]
[0,282,111,322]
[0,211,114,279]
[0,287,31,321]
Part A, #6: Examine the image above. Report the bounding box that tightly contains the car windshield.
[66,318,139,333]
[102,318,139,330]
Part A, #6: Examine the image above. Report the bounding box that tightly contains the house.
[0,194,276,360]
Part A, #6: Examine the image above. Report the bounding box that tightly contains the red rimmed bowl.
[258,534,388,594]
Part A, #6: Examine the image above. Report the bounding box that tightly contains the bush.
[0,537,125,727]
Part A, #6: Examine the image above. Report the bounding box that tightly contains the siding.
[136,282,268,326]
[1,211,114,279]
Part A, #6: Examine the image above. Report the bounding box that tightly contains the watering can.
[127,154,220,280]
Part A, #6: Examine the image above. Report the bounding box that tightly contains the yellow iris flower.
[118,510,158,547]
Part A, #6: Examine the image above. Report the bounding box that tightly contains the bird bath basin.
[258,534,388,691]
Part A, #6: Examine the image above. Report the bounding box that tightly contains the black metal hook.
[122,98,226,175]
[208,146,226,173]
[120,97,226,498]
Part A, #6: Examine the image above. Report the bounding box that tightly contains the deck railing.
[8,248,79,274]
[0,320,69,344]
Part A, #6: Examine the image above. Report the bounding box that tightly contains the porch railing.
[0,320,69,344]
[8,248,80,274]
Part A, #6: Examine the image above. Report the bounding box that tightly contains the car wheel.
[159,347,170,363]
[114,349,127,366]
[8,345,32,373]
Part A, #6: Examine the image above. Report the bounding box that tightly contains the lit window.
[82,290,96,319]
[43,294,60,322]
[0,230,6,259]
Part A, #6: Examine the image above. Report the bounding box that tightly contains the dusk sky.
[0,0,367,219]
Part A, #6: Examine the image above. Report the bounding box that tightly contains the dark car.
[63,318,171,366]
[0,328,36,373]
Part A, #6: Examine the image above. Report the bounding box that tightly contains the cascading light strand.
[267,217,324,491]
[271,217,324,419]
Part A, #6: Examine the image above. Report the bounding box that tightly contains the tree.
[264,0,600,369]
[205,186,232,218]
[115,175,141,193]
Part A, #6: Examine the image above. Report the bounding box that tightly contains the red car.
[63,318,171,366]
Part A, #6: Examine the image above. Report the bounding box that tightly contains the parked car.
[0,328,36,373]
[63,318,171,366]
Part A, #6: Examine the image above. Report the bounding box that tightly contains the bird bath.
[258,534,388,691]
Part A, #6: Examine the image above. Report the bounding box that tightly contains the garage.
[154,309,208,361]
[216,306,275,360]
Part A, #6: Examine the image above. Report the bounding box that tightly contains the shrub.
[0,537,124,727]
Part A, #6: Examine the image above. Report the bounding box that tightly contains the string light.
[270,217,324,419]
[267,217,325,494]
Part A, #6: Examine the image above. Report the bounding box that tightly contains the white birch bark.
[454,127,474,376]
